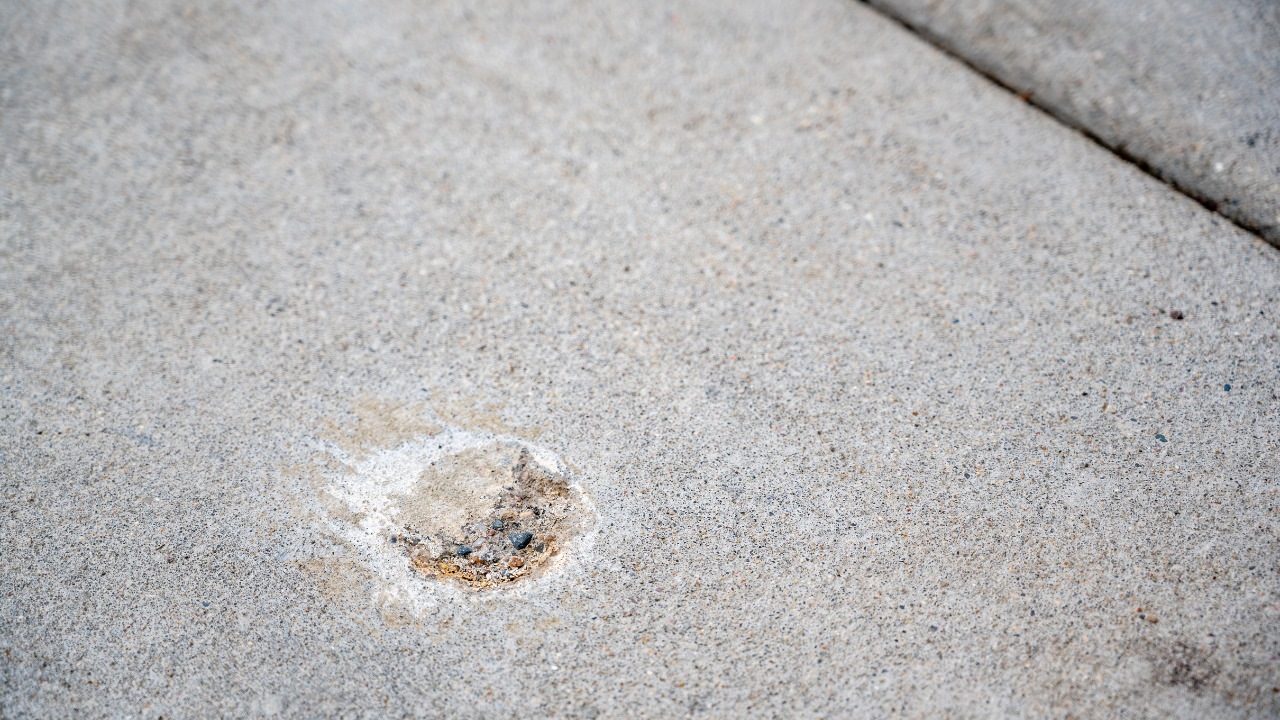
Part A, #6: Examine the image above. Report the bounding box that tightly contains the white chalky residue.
[313,426,594,613]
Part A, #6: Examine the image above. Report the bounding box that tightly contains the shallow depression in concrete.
[316,425,594,597]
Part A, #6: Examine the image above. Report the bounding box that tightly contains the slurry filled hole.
[393,446,585,589]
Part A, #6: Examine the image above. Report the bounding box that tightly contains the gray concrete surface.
[862,0,1280,246]
[2,0,1279,717]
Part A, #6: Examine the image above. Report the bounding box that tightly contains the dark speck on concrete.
[1169,309,1184,320]
[456,546,472,556]
[1224,384,1232,391]
[535,543,545,553]
[510,532,533,550]
[1155,434,1167,442]
[491,519,504,530]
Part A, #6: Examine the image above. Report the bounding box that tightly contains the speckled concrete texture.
[2,0,1279,718]
[861,0,1280,245]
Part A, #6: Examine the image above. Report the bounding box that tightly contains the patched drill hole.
[390,445,587,589]
[317,415,594,598]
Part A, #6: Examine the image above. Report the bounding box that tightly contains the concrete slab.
[862,0,1280,245]
[2,0,1278,717]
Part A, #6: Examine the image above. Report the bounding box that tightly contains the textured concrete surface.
[861,0,1280,246]
[2,0,1279,717]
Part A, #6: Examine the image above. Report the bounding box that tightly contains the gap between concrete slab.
[854,0,1272,246]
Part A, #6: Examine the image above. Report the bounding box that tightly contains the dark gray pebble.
[1155,434,1167,442]
[456,546,472,556]
[491,519,505,530]
[534,543,545,553]
[509,532,533,550]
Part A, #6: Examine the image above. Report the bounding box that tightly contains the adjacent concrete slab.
[2,0,1278,717]
[863,0,1280,245]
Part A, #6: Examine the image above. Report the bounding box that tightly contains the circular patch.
[318,426,592,592]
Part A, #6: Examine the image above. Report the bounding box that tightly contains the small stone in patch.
[1155,434,1167,442]
[509,531,533,550]
[1224,384,1232,391]
[491,519,504,530]
[456,546,472,556]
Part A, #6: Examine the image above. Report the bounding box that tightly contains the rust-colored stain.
[398,449,584,589]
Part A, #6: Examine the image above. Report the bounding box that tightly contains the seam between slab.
[854,0,1270,245]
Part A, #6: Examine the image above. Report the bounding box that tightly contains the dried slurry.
[395,449,582,589]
